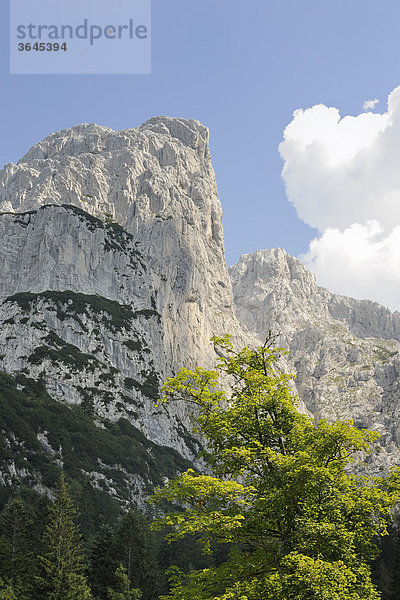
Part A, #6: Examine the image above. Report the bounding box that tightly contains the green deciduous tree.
[152,335,400,600]
[36,473,93,600]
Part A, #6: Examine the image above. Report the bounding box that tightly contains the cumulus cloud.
[279,85,400,311]
[302,222,400,310]
[363,98,379,111]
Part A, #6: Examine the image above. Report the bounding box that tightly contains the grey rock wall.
[0,118,252,498]
[230,248,400,472]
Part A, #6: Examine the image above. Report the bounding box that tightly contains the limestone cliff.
[0,118,244,372]
[230,248,400,472]
[0,118,249,501]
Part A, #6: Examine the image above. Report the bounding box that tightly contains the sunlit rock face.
[2,117,400,501]
[230,248,400,472]
[0,117,247,373]
[0,118,251,499]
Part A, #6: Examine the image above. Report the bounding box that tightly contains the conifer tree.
[88,524,119,600]
[36,473,93,600]
[0,498,34,597]
[114,509,161,600]
[107,565,141,600]
[0,578,17,600]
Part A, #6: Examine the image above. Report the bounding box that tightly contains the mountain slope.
[230,248,400,471]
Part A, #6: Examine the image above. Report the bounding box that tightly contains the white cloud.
[300,222,400,310]
[363,98,379,111]
[279,85,400,311]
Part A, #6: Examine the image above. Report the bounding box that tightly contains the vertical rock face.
[0,118,250,499]
[0,117,244,372]
[230,249,400,471]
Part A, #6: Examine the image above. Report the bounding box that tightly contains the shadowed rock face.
[230,248,400,472]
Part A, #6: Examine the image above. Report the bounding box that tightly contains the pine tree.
[0,578,17,600]
[88,524,119,600]
[107,565,142,600]
[0,498,34,596]
[114,509,161,600]
[36,473,93,600]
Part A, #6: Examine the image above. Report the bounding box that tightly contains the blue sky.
[1,0,400,274]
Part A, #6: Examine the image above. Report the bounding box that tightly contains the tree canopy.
[152,335,400,600]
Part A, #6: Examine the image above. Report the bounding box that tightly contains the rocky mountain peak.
[0,117,216,227]
[230,248,318,299]
[0,117,236,370]
[139,116,210,154]
[230,248,400,472]
[231,248,400,342]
